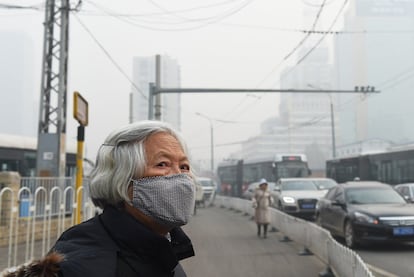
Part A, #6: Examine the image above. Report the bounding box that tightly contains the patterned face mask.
[131,174,195,229]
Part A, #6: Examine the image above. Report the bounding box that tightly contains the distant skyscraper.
[279,52,338,170]
[0,32,37,136]
[334,0,414,144]
[240,7,339,171]
[130,55,181,130]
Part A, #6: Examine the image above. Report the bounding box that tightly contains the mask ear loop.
[126,178,137,206]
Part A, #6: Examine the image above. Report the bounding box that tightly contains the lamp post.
[196,112,214,173]
[308,84,336,158]
[328,93,336,158]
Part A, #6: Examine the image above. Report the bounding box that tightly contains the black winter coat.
[3,205,195,277]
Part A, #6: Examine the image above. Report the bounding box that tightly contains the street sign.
[73,91,88,126]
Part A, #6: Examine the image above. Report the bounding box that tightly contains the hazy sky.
[0,0,347,167]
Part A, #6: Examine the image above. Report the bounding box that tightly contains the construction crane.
[36,0,80,176]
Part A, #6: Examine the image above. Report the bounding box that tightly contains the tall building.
[240,53,339,171]
[278,50,338,170]
[334,0,414,144]
[239,7,339,172]
[0,32,37,136]
[130,55,181,130]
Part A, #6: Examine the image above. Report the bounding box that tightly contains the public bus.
[0,134,78,177]
[326,144,414,185]
[217,153,311,197]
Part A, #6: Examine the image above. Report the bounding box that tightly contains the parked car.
[315,181,414,248]
[242,181,276,200]
[196,177,217,206]
[271,178,325,219]
[394,183,414,202]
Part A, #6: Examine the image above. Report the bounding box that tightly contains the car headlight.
[354,211,378,224]
[282,196,295,204]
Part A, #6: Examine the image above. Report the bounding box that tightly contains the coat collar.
[100,205,194,272]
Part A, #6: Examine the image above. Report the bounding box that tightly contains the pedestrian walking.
[252,178,273,238]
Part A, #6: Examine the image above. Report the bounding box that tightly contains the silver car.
[271,178,325,219]
[305,177,338,196]
[395,183,414,202]
[196,177,217,206]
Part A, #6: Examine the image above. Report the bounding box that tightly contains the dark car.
[315,181,414,248]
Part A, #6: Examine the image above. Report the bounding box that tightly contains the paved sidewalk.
[181,205,327,277]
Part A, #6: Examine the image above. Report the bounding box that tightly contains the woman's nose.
[171,164,181,174]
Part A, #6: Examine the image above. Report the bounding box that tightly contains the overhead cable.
[85,0,253,31]
[72,13,147,100]
[296,0,348,65]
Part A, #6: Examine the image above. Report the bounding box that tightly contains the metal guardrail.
[216,195,375,277]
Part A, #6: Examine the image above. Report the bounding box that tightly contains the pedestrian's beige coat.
[252,188,273,224]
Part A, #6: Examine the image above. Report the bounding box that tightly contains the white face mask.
[131,174,195,229]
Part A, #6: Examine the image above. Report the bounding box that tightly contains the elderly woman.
[4,121,195,277]
[252,178,273,238]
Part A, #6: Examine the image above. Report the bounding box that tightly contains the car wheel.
[344,220,357,248]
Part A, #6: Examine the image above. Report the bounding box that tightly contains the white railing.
[0,177,98,269]
[216,195,375,277]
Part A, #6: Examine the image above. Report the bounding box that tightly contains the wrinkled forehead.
[145,132,186,157]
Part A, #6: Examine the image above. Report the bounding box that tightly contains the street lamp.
[195,112,214,173]
[308,84,336,158]
[328,93,336,158]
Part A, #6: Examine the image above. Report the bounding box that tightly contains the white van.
[196,177,217,206]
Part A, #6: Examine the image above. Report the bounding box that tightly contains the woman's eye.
[180,164,190,171]
[156,162,169,167]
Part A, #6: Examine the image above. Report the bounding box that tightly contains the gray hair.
[89,120,191,208]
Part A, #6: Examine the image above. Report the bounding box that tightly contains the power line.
[84,0,243,17]
[85,0,254,31]
[266,0,348,88]
[219,0,328,124]
[301,0,338,7]
[0,3,41,10]
[72,13,147,100]
[281,0,327,64]
[296,0,348,65]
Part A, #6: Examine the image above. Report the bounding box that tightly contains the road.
[181,205,327,277]
[357,242,414,277]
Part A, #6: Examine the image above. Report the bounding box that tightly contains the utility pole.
[308,84,337,158]
[36,0,70,177]
[196,112,214,173]
[329,95,336,158]
[154,55,162,120]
